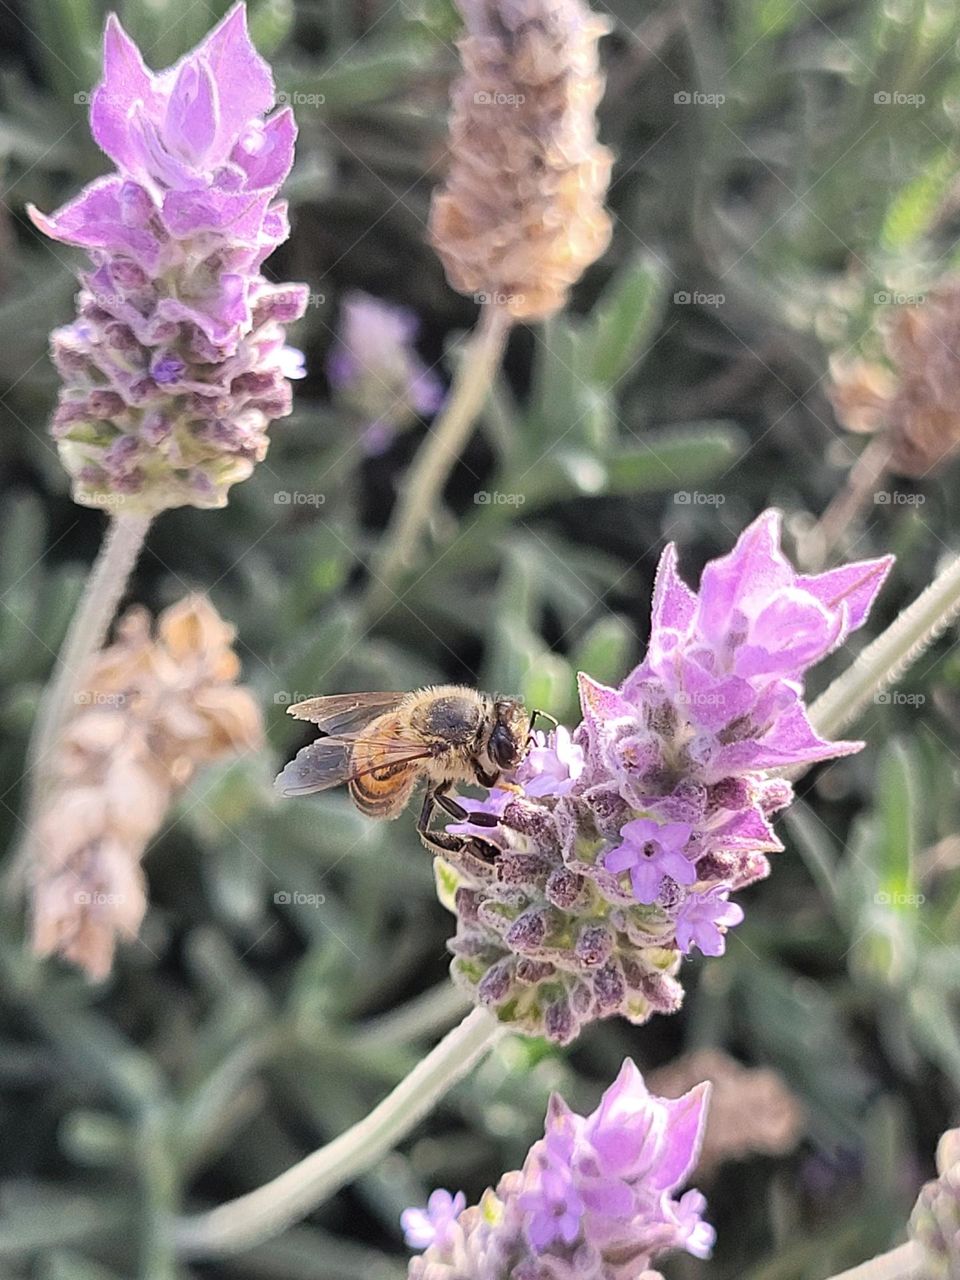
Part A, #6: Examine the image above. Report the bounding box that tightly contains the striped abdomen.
[347,715,420,818]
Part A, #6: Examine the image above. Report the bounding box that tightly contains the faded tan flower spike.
[429,0,614,322]
[30,595,262,981]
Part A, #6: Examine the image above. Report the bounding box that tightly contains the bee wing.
[274,733,439,797]
[286,692,406,736]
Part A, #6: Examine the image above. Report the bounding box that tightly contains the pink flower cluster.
[28,4,308,512]
[405,1060,713,1280]
[441,511,892,1043]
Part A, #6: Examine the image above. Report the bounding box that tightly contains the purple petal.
[798,556,894,631]
[193,3,275,149]
[164,57,219,165]
[231,108,297,190]
[650,541,697,633]
[90,14,161,173]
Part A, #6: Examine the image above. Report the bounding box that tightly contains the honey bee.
[274,685,538,861]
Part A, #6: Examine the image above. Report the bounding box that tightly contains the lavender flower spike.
[439,510,893,1043]
[327,291,445,456]
[405,1058,713,1280]
[28,4,308,513]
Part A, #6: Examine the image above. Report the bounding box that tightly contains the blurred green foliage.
[3,0,960,1276]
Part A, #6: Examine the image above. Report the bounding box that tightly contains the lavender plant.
[327,290,445,455]
[403,1059,714,1280]
[10,0,960,1275]
[21,3,307,872]
[28,4,308,513]
[438,510,892,1042]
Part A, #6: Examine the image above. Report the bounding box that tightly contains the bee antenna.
[529,709,559,733]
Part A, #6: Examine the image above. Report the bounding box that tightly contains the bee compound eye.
[490,725,519,768]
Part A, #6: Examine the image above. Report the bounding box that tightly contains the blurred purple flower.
[402,1189,466,1250]
[438,510,892,1043]
[327,291,445,454]
[28,4,308,512]
[406,1059,713,1279]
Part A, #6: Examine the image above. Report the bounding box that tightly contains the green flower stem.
[20,512,151,859]
[808,548,960,742]
[362,305,512,620]
[825,1241,921,1280]
[172,1006,504,1258]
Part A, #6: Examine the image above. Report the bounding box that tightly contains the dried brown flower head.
[429,0,614,321]
[30,595,262,980]
[649,1049,804,1175]
[830,279,960,477]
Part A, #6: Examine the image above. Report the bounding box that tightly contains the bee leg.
[474,766,501,789]
[416,787,500,874]
[433,791,500,829]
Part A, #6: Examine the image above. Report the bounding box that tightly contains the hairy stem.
[362,305,512,618]
[825,1241,921,1280]
[809,547,960,741]
[20,512,151,859]
[173,1007,504,1258]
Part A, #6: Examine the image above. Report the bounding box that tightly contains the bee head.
[487,696,527,770]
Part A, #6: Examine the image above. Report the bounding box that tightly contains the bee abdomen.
[349,765,417,818]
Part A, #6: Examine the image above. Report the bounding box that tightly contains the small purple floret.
[401,1188,466,1250]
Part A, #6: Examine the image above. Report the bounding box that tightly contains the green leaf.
[248,0,295,53]
[569,616,634,690]
[281,33,440,111]
[881,150,956,250]
[528,317,607,450]
[605,423,746,496]
[874,737,919,904]
[585,256,665,388]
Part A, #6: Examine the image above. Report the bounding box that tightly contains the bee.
[274,685,539,862]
